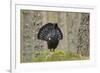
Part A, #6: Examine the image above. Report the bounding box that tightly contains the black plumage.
[37,23,63,52]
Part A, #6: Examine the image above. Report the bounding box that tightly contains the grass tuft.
[31,49,89,62]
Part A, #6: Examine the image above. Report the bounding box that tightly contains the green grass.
[31,50,89,62]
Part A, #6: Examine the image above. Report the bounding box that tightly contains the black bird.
[37,23,63,52]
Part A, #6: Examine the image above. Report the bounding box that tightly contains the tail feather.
[37,23,63,41]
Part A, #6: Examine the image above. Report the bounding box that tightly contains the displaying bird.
[37,23,63,52]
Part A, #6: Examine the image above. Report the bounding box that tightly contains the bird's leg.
[50,49,54,52]
[50,49,53,52]
[53,49,55,52]
[50,49,52,52]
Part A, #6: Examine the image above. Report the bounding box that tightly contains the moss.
[31,49,89,62]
